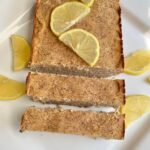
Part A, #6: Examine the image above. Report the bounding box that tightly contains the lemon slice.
[0,75,26,100]
[121,95,150,128]
[11,35,31,71]
[124,50,150,75]
[81,0,94,7]
[50,2,90,36]
[59,29,100,66]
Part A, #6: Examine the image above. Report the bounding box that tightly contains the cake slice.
[20,107,125,139]
[27,72,125,107]
[30,0,124,77]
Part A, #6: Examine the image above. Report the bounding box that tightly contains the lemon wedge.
[0,75,26,100]
[81,0,94,7]
[59,29,100,66]
[147,76,150,83]
[50,2,90,36]
[11,35,31,71]
[124,50,150,75]
[121,95,150,128]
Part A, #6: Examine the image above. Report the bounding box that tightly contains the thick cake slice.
[27,72,125,107]
[30,0,124,77]
[20,107,125,139]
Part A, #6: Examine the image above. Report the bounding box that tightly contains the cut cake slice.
[27,72,125,107]
[20,107,125,139]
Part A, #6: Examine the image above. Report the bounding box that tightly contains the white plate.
[0,0,150,150]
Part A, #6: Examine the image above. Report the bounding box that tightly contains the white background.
[0,0,150,150]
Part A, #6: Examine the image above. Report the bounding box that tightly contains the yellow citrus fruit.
[50,2,90,36]
[124,50,150,75]
[59,28,100,66]
[147,76,150,83]
[0,75,26,100]
[121,95,150,128]
[81,0,94,7]
[11,35,31,71]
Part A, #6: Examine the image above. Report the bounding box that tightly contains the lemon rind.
[81,0,94,7]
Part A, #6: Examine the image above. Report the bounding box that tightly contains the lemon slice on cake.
[124,50,150,75]
[11,35,31,71]
[81,0,94,7]
[50,2,90,36]
[0,75,26,100]
[121,95,150,128]
[59,29,100,66]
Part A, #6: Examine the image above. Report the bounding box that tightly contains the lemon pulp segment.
[11,35,31,71]
[124,50,150,75]
[0,75,26,100]
[121,95,150,128]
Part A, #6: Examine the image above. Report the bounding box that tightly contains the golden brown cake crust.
[27,72,125,107]
[20,107,125,139]
[30,0,124,77]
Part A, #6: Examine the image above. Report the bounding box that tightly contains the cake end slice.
[20,107,125,139]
